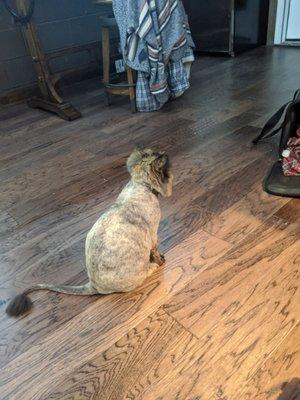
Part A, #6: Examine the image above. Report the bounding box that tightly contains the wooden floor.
[0,46,299,400]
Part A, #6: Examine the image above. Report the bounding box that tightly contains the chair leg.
[102,26,110,86]
[102,26,112,107]
[102,27,137,112]
[105,91,111,106]
[126,67,136,113]
[130,98,137,113]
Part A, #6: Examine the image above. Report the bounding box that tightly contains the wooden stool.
[100,17,136,112]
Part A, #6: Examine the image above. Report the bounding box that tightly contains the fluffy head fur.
[6,293,33,317]
[127,148,173,197]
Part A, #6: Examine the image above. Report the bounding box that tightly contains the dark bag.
[252,89,300,198]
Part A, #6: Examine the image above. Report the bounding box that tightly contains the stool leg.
[126,67,136,113]
[102,26,111,106]
[105,92,111,106]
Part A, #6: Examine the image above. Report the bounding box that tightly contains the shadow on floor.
[277,378,300,399]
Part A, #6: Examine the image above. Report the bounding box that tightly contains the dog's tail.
[6,282,98,317]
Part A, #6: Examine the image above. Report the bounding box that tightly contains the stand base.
[27,97,81,121]
[263,161,300,198]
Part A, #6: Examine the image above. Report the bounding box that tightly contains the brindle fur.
[6,148,173,317]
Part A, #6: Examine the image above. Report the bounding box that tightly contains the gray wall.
[0,0,114,94]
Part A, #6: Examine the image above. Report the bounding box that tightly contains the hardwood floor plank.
[0,149,96,210]
[171,125,266,190]
[202,183,290,244]
[275,199,300,224]
[159,203,214,251]
[0,211,18,236]
[139,218,299,400]
[238,324,300,400]
[40,308,199,400]
[164,216,299,337]
[189,154,273,214]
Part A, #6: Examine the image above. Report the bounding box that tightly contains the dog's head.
[127,148,173,197]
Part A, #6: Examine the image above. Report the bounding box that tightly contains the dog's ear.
[127,149,143,173]
[152,152,170,181]
[151,152,173,197]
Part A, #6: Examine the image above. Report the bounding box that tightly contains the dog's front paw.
[155,253,165,266]
[150,251,165,266]
[158,253,165,265]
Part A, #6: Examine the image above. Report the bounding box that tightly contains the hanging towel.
[112,0,195,111]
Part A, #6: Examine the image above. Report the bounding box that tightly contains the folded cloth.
[112,0,195,112]
[136,57,191,111]
[282,127,300,176]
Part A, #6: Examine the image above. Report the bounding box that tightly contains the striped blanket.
[112,0,194,111]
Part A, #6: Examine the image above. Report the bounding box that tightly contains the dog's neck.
[148,186,159,197]
[142,182,159,197]
[133,180,159,197]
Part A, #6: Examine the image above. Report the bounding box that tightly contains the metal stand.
[11,0,81,120]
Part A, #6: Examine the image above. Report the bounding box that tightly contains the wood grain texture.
[275,199,300,224]
[164,216,299,333]
[202,183,290,244]
[41,308,199,400]
[152,218,299,400]
[0,228,231,399]
[239,324,300,400]
[0,46,300,400]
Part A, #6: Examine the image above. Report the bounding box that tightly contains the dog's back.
[85,181,161,293]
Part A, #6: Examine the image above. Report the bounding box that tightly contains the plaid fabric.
[136,57,191,112]
[113,0,194,112]
[168,58,190,98]
[136,71,168,112]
